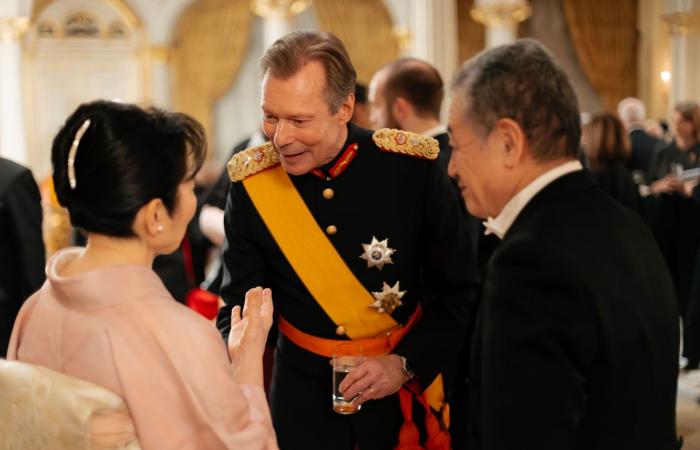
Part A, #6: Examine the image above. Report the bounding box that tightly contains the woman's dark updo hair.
[51,100,206,237]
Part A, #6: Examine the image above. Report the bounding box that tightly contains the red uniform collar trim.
[310,142,359,180]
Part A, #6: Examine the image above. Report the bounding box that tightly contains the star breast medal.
[370,282,406,314]
[360,236,395,270]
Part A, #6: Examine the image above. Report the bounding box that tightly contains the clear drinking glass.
[332,343,363,414]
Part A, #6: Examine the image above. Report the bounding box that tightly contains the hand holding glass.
[332,343,363,414]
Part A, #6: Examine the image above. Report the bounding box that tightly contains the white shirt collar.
[421,124,447,138]
[483,160,583,239]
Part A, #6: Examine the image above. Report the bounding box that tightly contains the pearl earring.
[157,225,164,233]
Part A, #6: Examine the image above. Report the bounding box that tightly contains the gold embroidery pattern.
[227,142,280,182]
[372,128,439,160]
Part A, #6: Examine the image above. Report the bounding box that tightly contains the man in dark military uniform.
[218,30,478,450]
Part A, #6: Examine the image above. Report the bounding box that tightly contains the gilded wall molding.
[392,25,412,52]
[0,17,30,43]
[250,0,311,19]
[149,45,171,62]
[32,0,141,28]
[470,2,532,28]
[663,11,700,36]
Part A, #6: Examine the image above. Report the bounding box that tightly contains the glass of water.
[332,343,363,414]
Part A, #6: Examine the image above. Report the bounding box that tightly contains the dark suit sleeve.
[478,238,596,450]
[8,169,45,297]
[393,160,480,390]
[216,182,268,340]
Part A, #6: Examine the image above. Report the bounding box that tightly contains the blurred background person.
[583,112,641,213]
[199,128,266,294]
[644,118,670,142]
[7,100,277,449]
[0,157,45,358]
[618,97,663,184]
[367,57,495,266]
[647,102,700,372]
[649,102,700,187]
[350,83,372,129]
[368,58,450,169]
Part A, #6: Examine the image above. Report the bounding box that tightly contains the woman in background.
[583,112,641,213]
[647,102,700,370]
[7,100,277,449]
[649,102,700,191]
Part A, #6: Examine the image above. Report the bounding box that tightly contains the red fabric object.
[186,288,219,320]
[181,233,219,320]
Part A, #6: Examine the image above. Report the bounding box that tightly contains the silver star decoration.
[359,236,395,270]
[370,281,406,314]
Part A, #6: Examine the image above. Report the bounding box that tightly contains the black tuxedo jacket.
[470,169,679,449]
[0,157,44,356]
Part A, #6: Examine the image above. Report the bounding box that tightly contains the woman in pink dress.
[7,100,278,449]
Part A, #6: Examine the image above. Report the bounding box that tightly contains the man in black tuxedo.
[447,39,680,450]
[0,157,45,356]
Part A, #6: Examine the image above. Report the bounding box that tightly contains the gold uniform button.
[335,325,346,336]
[326,225,337,235]
[323,188,334,200]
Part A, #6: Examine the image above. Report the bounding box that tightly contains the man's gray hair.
[260,30,356,114]
[617,97,646,126]
[451,39,581,162]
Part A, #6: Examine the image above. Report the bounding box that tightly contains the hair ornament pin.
[67,118,91,190]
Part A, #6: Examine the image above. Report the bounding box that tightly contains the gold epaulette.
[372,128,439,160]
[227,142,280,182]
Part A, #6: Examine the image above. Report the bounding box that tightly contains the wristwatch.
[399,356,415,380]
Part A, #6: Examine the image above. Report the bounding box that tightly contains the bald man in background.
[369,58,453,171]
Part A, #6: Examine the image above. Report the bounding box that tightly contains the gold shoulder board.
[372,128,439,160]
[227,142,280,182]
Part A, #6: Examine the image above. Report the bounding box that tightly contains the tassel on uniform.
[418,393,451,450]
[394,387,451,450]
[394,388,423,450]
